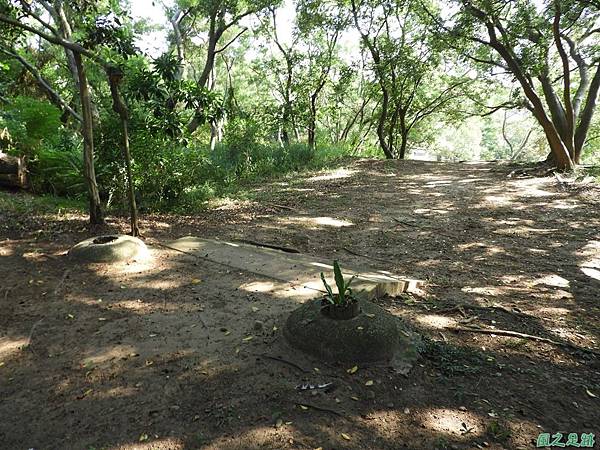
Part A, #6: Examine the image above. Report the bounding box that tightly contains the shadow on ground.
[1,159,599,450]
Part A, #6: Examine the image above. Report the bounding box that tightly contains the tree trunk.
[107,67,140,237]
[0,152,27,189]
[574,64,600,163]
[308,95,317,151]
[187,16,222,134]
[398,133,408,159]
[73,52,103,225]
[377,87,393,159]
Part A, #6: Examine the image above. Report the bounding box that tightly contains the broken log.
[0,152,27,189]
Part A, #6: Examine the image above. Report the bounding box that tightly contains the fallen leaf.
[67,314,74,319]
[224,331,231,336]
[272,326,278,331]
[365,380,374,386]
[351,396,359,401]
[341,433,351,440]
[98,318,107,321]
[139,433,149,442]
[191,278,202,284]
[251,306,259,312]
[585,388,597,398]
[347,365,358,374]
[365,313,375,318]
[314,367,320,373]
[145,360,154,366]
[299,405,309,410]
[242,336,254,342]
[357,326,364,330]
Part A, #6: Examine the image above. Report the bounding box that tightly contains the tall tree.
[0,3,105,223]
[349,0,468,159]
[430,0,600,169]
[183,0,278,133]
[296,0,346,151]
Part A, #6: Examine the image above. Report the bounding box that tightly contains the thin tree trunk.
[73,52,103,225]
[574,64,600,163]
[107,67,139,236]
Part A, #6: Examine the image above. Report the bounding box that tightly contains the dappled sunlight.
[109,438,184,450]
[419,408,484,438]
[581,267,600,281]
[0,336,27,360]
[537,307,572,317]
[493,225,559,236]
[457,177,487,184]
[576,240,600,269]
[414,314,458,330]
[239,280,276,293]
[548,199,580,210]
[93,386,138,400]
[532,274,570,288]
[277,216,354,228]
[80,345,138,368]
[201,425,284,450]
[482,194,515,207]
[305,167,356,182]
[512,178,556,197]
[425,180,453,187]
[412,207,453,215]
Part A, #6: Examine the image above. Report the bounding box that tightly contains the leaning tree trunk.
[107,67,140,237]
[0,152,27,189]
[73,53,104,225]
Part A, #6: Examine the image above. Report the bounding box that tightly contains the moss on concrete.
[284,298,418,366]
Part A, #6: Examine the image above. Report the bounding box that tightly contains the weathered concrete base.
[284,299,419,370]
[69,235,150,263]
[168,237,422,301]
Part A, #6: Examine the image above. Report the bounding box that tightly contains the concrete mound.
[284,299,419,370]
[69,235,149,263]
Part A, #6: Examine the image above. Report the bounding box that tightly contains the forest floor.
[1,159,599,450]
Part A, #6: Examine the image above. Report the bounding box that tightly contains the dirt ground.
[1,159,599,450]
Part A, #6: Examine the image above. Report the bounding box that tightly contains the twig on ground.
[292,401,346,418]
[264,202,297,212]
[25,318,44,354]
[256,353,309,373]
[448,326,600,357]
[342,247,391,264]
[53,269,71,296]
[237,239,300,254]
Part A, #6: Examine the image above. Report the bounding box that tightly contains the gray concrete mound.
[69,235,149,263]
[284,299,419,371]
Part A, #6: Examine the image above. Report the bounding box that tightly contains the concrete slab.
[167,237,422,301]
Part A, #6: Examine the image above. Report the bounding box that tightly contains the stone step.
[167,237,422,302]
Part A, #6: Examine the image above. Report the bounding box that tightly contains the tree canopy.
[0,0,598,222]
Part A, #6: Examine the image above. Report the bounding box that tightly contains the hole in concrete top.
[92,235,119,245]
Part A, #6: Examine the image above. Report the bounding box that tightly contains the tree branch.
[0,47,82,122]
[214,27,247,54]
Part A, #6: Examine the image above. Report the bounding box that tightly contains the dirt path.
[1,159,599,450]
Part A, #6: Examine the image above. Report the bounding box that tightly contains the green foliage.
[486,420,511,443]
[320,260,356,306]
[31,146,86,197]
[0,96,61,155]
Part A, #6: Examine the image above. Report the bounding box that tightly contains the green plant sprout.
[320,260,356,306]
